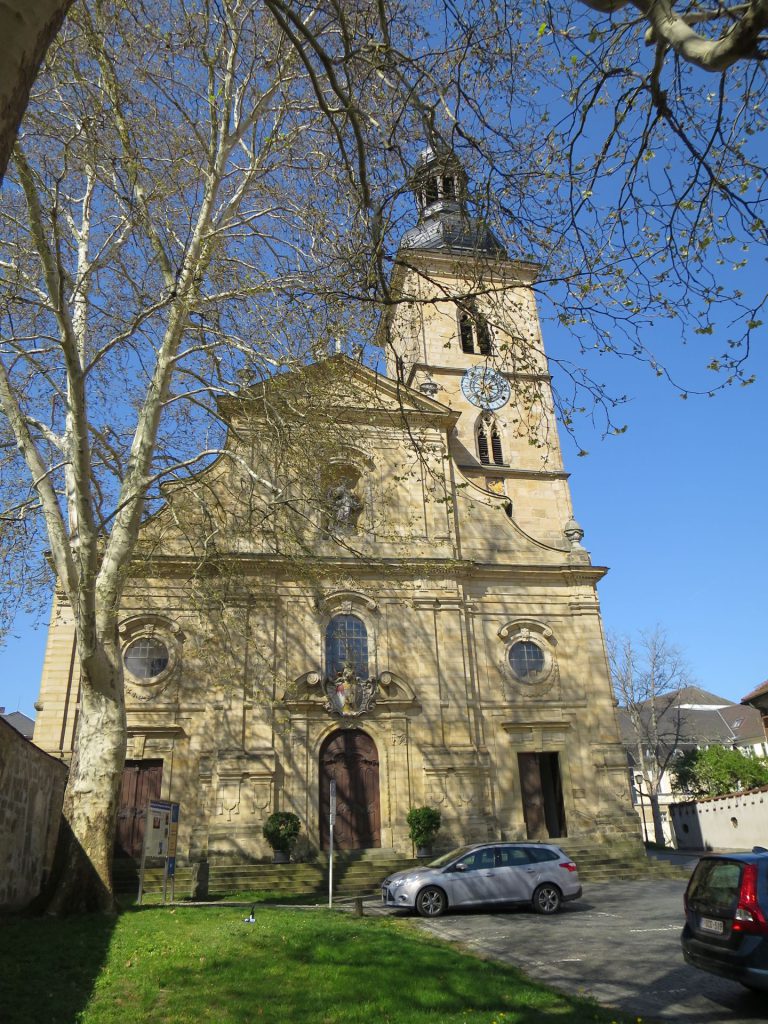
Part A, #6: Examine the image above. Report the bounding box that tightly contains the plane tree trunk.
[46,611,126,915]
[0,0,73,182]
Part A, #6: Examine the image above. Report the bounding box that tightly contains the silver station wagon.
[381,842,582,917]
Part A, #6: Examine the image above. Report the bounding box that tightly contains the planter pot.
[272,850,290,863]
[416,845,433,859]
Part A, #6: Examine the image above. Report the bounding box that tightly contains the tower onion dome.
[400,145,506,257]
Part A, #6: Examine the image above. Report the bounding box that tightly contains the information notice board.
[138,800,180,904]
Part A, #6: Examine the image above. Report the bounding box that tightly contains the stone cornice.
[123,552,608,586]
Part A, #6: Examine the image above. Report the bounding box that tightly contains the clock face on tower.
[460,365,511,410]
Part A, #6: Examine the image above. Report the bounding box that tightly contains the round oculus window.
[124,636,169,680]
[508,640,545,681]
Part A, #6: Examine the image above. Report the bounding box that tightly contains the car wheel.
[416,885,447,917]
[532,883,561,915]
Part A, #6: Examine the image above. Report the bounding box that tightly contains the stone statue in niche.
[326,475,362,530]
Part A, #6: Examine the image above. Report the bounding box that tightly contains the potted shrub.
[407,806,442,858]
[262,811,301,863]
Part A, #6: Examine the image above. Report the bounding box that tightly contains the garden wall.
[671,785,768,851]
[0,717,68,909]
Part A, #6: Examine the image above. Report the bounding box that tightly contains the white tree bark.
[579,0,768,72]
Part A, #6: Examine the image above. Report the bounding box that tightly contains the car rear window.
[687,859,743,914]
[528,847,560,863]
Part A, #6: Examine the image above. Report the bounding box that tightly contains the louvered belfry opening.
[491,427,504,465]
[477,425,490,464]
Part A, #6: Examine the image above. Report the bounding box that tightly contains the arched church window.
[325,614,369,679]
[442,175,455,199]
[457,307,493,355]
[478,418,503,466]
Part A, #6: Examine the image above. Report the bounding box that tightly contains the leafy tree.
[609,627,692,844]
[672,744,768,797]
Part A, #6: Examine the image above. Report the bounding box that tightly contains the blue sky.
[1,322,765,719]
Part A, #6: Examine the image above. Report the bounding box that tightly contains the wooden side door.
[518,752,547,840]
[319,730,381,851]
[518,752,567,840]
[115,759,163,858]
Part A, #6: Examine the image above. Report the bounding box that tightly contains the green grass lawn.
[2,906,640,1024]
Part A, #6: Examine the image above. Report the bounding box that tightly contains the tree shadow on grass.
[0,911,116,1024]
[71,906,638,1024]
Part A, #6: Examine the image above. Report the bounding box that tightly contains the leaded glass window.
[325,614,369,678]
[508,640,545,681]
[124,637,169,679]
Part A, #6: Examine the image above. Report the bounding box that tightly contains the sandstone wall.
[0,717,67,909]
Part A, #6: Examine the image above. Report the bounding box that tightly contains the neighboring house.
[742,679,768,741]
[0,708,35,740]
[618,686,768,843]
[32,149,640,866]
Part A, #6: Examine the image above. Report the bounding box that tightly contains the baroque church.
[33,150,639,863]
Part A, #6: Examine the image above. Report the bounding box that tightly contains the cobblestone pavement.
[371,879,766,1024]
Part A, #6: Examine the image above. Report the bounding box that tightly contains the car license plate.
[700,916,724,934]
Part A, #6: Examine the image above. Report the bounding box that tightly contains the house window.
[458,308,493,355]
[508,640,545,682]
[325,614,369,679]
[124,637,169,680]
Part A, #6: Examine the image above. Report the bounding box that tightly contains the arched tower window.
[477,417,504,466]
[457,307,492,356]
[325,614,369,679]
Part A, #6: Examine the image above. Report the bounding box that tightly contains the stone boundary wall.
[0,717,68,909]
[671,785,768,851]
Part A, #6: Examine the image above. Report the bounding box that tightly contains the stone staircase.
[557,838,690,883]
[113,849,417,902]
[113,839,689,904]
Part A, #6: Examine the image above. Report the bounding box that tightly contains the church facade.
[33,151,639,863]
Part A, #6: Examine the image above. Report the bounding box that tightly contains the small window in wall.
[124,637,169,680]
[325,614,369,679]
[508,640,546,682]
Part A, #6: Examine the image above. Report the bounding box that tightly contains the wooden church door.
[319,730,381,851]
[115,759,163,858]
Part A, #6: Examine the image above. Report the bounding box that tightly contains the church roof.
[399,205,507,257]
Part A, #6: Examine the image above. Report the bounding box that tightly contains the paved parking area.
[377,880,766,1024]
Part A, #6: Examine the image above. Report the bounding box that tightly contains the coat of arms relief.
[323,659,377,717]
[283,666,418,719]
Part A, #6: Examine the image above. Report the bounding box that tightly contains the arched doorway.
[319,730,381,851]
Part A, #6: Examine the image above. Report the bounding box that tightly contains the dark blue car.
[681,848,768,992]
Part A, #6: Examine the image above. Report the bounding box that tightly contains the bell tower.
[382,146,573,547]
